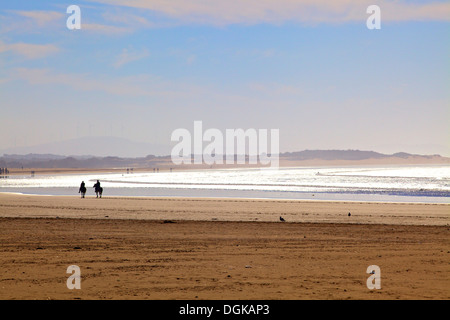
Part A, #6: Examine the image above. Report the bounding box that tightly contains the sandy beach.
[3,0,449,304]
[0,193,449,300]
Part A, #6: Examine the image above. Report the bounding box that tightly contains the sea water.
[0,165,449,203]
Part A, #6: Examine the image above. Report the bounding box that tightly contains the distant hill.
[0,154,67,161]
[277,149,449,167]
[0,136,171,158]
[281,149,440,161]
[0,149,448,169]
[0,154,164,169]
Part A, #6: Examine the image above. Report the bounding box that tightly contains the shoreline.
[2,161,449,177]
[0,191,448,205]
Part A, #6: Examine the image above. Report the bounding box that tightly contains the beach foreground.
[0,194,449,300]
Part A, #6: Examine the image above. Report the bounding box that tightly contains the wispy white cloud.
[89,0,450,26]
[2,1,448,38]
[11,67,202,98]
[0,8,132,35]
[113,48,150,68]
[14,10,64,26]
[81,23,132,35]
[102,11,155,28]
[0,10,64,34]
[0,41,60,59]
[13,68,148,96]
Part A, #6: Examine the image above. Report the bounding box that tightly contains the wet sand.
[0,193,448,225]
[0,193,449,300]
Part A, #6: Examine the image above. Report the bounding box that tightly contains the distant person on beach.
[79,181,86,198]
[93,180,103,198]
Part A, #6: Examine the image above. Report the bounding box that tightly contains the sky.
[0,0,449,157]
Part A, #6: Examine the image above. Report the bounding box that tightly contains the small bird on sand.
[280,216,286,222]
[348,212,351,217]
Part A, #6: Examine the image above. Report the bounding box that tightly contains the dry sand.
[0,193,449,300]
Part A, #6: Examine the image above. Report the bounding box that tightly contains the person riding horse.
[78,181,86,198]
[93,180,103,198]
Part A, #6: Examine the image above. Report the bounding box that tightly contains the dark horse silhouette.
[93,180,103,198]
[79,181,87,198]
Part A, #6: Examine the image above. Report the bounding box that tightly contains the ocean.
[0,165,449,203]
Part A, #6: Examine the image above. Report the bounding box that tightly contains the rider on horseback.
[93,180,102,198]
[79,181,86,198]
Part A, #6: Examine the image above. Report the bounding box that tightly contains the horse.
[95,186,103,198]
[79,186,87,198]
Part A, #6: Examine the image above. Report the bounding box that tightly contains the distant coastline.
[0,149,449,173]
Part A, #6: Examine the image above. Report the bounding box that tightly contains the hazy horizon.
[0,135,449,159]
[1,1,449,158]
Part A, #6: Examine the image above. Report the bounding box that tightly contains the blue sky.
[0,0,449,156]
